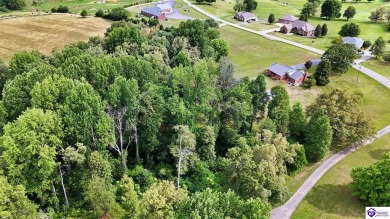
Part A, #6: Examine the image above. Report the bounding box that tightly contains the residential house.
[234,11,258,22]
[141,7,167,20]
[266,62,308,85]
[342,37,364,50]
[280,19,314,37]
[277,14,298,24]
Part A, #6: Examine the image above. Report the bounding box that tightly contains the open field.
[362,59,390,80]
[292,133,390,219]
[0,15,111,62]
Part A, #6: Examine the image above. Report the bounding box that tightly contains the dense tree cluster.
[320,0,342,20]
[0,18,376,218]
[0,0,26,10]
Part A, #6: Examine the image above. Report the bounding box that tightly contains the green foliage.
[307,88,375,146]
[0,109,62,197]
[244,0,258,12]
[233,3,246,12]
[289,103,306,142]
[314,59,331,85]
[176,188,271,219]
[80,9,88,18]
[268,85,290,136]
[351,152,390,206]
[301,2,318,17]
[197,126,216,161]
[362,40,372,49]
[116,175,139,218]
[372,37,386,57]
[1,0,26,10]
[322,43,355,73]
[104,7,130,21]
[95,9,104,17]
[172,51,192,67]
[321,23,328,36]
[9,50,43,76]
[314,24,322,37]
[338,23,361,37]
[56,5,69,13]
[287,144,308,174]
[210,38,229,61]
[369,7,386,22]
[183,162,220,193]
[0,175,38,218]
[104,26,144,53]
[304,107,332,162]
[320,0,342,20]
[268,14,275,24]
[140,180,187,219]
[343,6,356,20]
[299,14,308,22]
[128,166,157,192]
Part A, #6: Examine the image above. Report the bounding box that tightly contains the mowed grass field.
[0,15,112,63]
[362,59,390,80]
[292,133,390,219]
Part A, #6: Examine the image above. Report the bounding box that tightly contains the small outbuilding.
[342,37,364,50]
[234,11,258,22]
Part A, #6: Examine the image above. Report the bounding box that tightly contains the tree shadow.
[306,183,366,218]
[368,149,390,160]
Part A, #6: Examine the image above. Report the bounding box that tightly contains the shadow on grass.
[306,183,365,218]
[369,148,390,160]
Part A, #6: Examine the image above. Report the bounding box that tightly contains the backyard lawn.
[292,133,390,219]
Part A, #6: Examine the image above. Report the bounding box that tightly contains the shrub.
[51,7,57,13]
[0,6,10,12]
[95,9,104,17]
[362,40,372,49]
[56,5,69,13]
[103,7,130,21]
[303,77,315,88]
[80,9,88,18]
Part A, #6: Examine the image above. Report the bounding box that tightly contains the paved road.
[271,125,390,219]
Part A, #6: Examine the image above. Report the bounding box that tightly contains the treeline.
[0,19,374,218]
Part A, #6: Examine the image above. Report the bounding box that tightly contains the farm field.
[292,133,390,219]
[0,15,112,62]
[362,59,390,80]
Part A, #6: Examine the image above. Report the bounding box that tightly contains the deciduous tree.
[322,43,355,73]
[320,0,342,20]
[338,23,361,37]
[314,24,322,37]
[289,103,306,141]
[321,23,328,36]
[343,6,356,20]
[314,59,331,85]
[369,7,385,22]
[371,37,386,57]
[268,13,275,24]
[268,85,290,136]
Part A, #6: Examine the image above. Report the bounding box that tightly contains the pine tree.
[268,14,275,24]
[289,103,306,142]
[314,24,322,37]
[314,59,331,86]
[321,23,328,36]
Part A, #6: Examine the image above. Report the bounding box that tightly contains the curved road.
[181,1,390,218]
[271,125,390,219]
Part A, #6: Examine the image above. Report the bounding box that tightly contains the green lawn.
[292,133,390,219]
[362,59,390,80]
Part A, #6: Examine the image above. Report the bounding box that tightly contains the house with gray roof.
[278,15,299,24]
[280,19,314,37]
[266,62,308,85]
[141,7,167,20]
[156,3,173,14]
[342,37,364,50]
[234,11,257,22]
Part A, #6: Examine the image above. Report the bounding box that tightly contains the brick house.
[280,20,314,37]
[266,62,308,85]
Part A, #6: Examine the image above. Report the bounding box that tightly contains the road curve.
[271,125,390,219]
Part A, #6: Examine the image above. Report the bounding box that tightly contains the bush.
[56,5,69,13]
[362,40,372,49]
[103,7,130,21]
[80,9,88,18]
[0,6,10,12]
[303,77,315,88]
[95,9,104,17]
[51,7,57,13]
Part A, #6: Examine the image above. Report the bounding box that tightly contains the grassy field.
[0,15,111,63]
[292,133,390,219]
[362,59,390,80]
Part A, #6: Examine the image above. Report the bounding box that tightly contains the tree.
[233,3,246,12]
[140,180,187,219]
[95,9,104,17]
[338,23,361,37]
[170,125,198,189]
[320,0,342,20]
[362,40,372,49]
[314,59,331,85]
[210,38,229,60]
[116,175,139,218]
[268,13,275,24]
[304,107,332,162]
[321,23,328,36]
[268,85,290,136]
[289,103,306,142]
[369,7,385,22]
[383,53,390,63]
[371,37,386,57]
[0,109,62,198]
[351,152,390,206]
[299,14,308,22]
[80,9,88,18]
[104,7,130,21]
[304,60,313,70]
[197,126,216,161]
[104,26,144,53]
[56,5,69,13]
[249,74,268,125]
[0,176,38,218]
[301,2,318,17]
[9,50,42,76]
[343,6,356,20]
[244,0,257,12]
[385,8,390,23]
[322,43,355,73]
[314,24,322,37]
[176,188,271,218]
[307,88,375,146]
[2,0,26,10]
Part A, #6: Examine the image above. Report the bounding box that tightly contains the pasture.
[0,15,111,62]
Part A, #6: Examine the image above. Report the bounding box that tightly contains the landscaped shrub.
[95,9,104,17]
[51,7,57,13]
